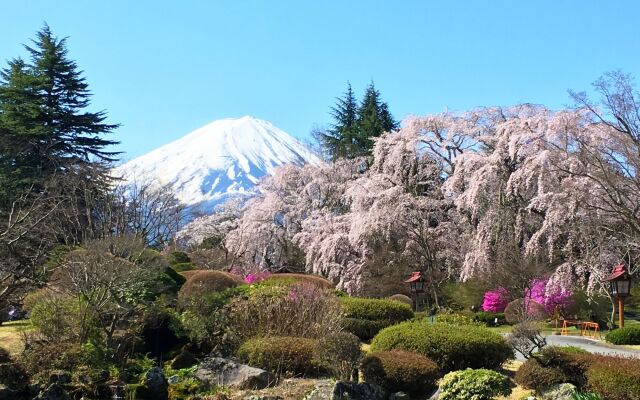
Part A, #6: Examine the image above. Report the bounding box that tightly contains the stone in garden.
[304,380,388,400]
[33,384,72,400]
[0,384,13,400]
[389,392,410,400]
[142,366,168,400]
[538,383,577,400]
[195,357,275,390]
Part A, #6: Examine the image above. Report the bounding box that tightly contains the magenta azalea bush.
[482,288,510,312]
[484,278,573,316]
[244,271,272,284]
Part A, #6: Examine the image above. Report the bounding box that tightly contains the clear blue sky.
[1,1,639,161]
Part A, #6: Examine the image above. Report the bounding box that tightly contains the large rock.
[195,357,275,390]
[304,380,387,400]
[142,367,168,400]
[33,384,72,400]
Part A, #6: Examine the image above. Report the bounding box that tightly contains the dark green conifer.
[0,24,119,202]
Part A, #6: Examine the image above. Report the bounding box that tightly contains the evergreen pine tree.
[0,24,119,202]
[315,82,358,160]
[354,81,399,157]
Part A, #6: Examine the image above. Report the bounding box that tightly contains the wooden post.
[618,296,625,328]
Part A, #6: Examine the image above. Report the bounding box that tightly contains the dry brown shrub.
[178,270,242,298]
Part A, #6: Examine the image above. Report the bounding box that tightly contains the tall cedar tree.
[0,24,119,203]
[315,83,358,160]
[355,82,399,157]
[316,82,398,160]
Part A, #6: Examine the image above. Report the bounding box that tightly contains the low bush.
[227,282,342,344]
[172,262,196,272]
[314,332,362,380]
[515,358,567,391]
[342,318,397,342]
[515,346,590,391]
[436,311,483,326]
[586,356,640,400]
[605,326,640,345]
[237,336,319,376]
[164,267,187,286]
[178,271,242,299]
[473,311,507,326]
[341,297,413,341]
[179,269,204,280]
[439,368,511,400]
[361,350,439,395]
[263,273,334,289]
[504,298,547,324]
[370,320,512,372]
[169,251,191,265]
[387,294,412,306]
[341,297,413,321]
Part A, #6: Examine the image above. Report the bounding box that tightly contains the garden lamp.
[604,264,632,328]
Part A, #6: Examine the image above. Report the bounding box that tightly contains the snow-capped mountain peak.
[115,116,322,208]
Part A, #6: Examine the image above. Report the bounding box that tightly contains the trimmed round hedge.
[178,270,242,297]
[605,326,640,345]
[387,294,413,306]
[361,350,439,395]
[370,320,512,372]
[237,336,319,376]
[439,368,511,400]
[341,297,414,341]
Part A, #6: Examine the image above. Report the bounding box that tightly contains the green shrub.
[605,326,640,345]
[473,311,507,326]
[164,267,187,286]
[227,282,342,344]
[237,336,319,376]
[172,262,196,272]
[342,318,398,342]
[387,294,413,306]
[169,251,191,265]
[572,393,603,400]
[341,297,413,341]
[361,350,439,395]
[314,332,362,380]
[586,356,640,400]
[515,347,590,391]
[178,270,242,299]
[370,320,512,372]
[439,368,511,400]
[436,311,483,326]
[341,297,414,321]
[515,358,567,390]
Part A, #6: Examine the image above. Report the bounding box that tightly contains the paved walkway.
[514,334,640,361]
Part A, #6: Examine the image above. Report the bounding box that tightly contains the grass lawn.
[0,320,30,356]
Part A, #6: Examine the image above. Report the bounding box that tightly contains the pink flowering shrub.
[482,288,511,312]
[525,278,573,315]
[244,271,272,284]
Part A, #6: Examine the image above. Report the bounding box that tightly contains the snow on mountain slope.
[114,116,322,209]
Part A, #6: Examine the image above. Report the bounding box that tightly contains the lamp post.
[404,271,425,312]
[604,264,633,328]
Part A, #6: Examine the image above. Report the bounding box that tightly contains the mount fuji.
[114,116,322,210]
